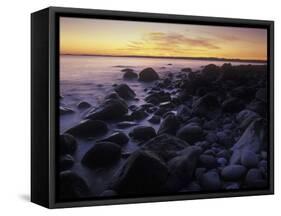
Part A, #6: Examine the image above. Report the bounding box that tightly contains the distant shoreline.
[60,54,267,64]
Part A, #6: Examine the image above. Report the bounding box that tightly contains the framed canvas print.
[31,7,274,208]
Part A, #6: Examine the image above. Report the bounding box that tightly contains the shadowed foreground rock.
[166,146,201,191]
[60,133,77,154]
[85,98,128,120]
[141,134,190,161]
[66,120,108,138]
[110,150,168,195]
[82,142,121,169]
[139,67,159,82]
[59,171,90,200]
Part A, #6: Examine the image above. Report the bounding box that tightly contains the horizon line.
[60,53,267,63]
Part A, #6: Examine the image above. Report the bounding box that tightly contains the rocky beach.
[59,57,268,200]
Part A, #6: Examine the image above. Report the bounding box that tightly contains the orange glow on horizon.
[60,17,267,61]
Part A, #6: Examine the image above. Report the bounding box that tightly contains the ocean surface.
[59,55,265,195]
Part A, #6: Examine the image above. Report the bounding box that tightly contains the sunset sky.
[60,17,267,60]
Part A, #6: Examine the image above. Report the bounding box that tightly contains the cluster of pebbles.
[59,63,268,200]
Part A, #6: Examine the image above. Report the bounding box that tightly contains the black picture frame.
[31,6,274,209]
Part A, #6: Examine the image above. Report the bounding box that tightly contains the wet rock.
[99,132,129,146]
[224,182,240,190]
[216,131,234,148]
[59,171,90,199]
[221,165,247,181]
[104,92,122,100]
[231,86,256,100]
[116,121,137,129]
[145,92,171,105]
[201,64,221,81]
[247,100,266,116]
[199,171,221,191]
[158,113,180,135]
[60,106,74,115]
[141,134,190,161]
[77,101,91,109]
[241,150,259,168]
[229,150,242,165]
[245,168,267,188]
[216,149,230,159]
[256,88,267,102]
[85,98,128,120]
[81,142,121,169]
[195,167,207,180]
[60,133,77,154]
[232,118,266,153]
[129,126,156,141]
[111,150,168,195]
[206,132,218,143]
[123,70,138,80]
[166,146,201,191]
[217,157,228,167]
[66,120,108,138]
[177,105,191,122]
[192,93,220,117]
[114,84,136,100]
[130,108,149,120]
[148,115,161,124]
[222,98,245,113]
[121,68,134,73]
[184,181,201,192]
[236,109,259,130]
[181,67,192,72]
[139,67,159,82]
[176,122,204,144]
[100,190,117,197]
[199,154,217,169]
[60,154,74,171]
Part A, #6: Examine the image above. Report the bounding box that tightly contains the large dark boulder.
[59,171,90,200]
[199,154,217,169]
[176,122,204,144]
[98,132,129,146]
[141,134,190,161]
[123,70,138,80]
[221,165,247,181]
[245,168,267,188]
[65,120,108,138]
[81,142,121,169]
[110,150,168,195]
[139,67,160,82]
[158,113,180,135]
[240,150,259,168]
[199,171,221,191]
[222,97,245,113]
[232,118,266,153]
[236,109,259,130]
[166,146,201,191]
[130,108,149,120]
[60,133,77,154]
[77,101,91,109]
[85,98,128,120]
[177,105,191,122]
[60,154,74,171]
[192,93,220,117]
[256,88,267,102]
[201,64,221,81]
[129,126,156,141]
[114,84,136,100]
